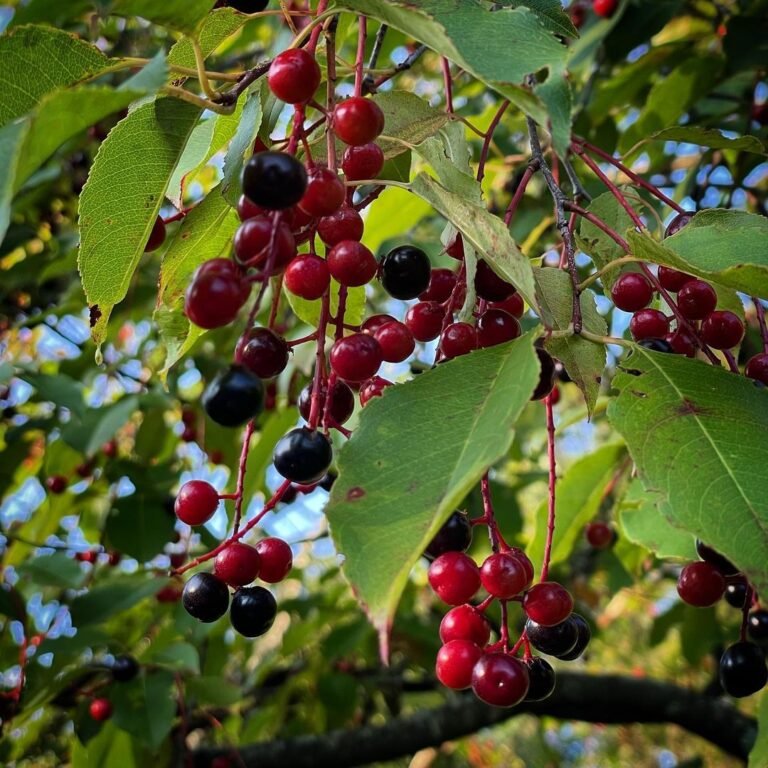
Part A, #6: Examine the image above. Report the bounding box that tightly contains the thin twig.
[362,24,388,92]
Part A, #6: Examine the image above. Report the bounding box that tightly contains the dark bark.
[191,672,756,767]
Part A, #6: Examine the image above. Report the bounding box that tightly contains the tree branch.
[191,672,756,767]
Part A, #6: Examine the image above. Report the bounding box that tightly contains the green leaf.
[411,172,537,311]
[104,495,176,562]
[71,723,140,768]
[0,26,109,128]
[535,71,572,158]
[619,478,696,560]
[286,281,366,338]
[70,574,164,625]
[327,334,540,657]
[111,671,176,748]
[17,554,87,589]
[222,87,264,205]
[527,443,626,567]
[628,210,768,298]
[493,0,577,38]
[185,676,243,706]
[168,7,247,69]
[534,267,607,416]
[332,1,567,124]
[637,126,766,156]
[109,0,217,32]
[0,121,30,242]
[78,99,202,347]
[750,694,768,768]
[242,408,301,499]
[145,642,200,672]
[166,117,217,208]
[607,348,768,596]
[62,396,139,456]
[414,121,480,203]
[361,185,432,255]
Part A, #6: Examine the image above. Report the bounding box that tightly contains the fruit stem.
[754,297,768,354]
[503,160,539,227]
[481,473,509,553]
[308,294,331,430]
[354,16,367,96]
[477,99,510,184]
[441,57,454,113]
[577,255,643,291]
[540,393,557,582]
[232,420,256,535]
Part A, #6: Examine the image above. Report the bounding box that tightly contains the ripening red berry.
[474,261,515,302]
[298,379,355,424]
[89,698,113,722]
[238,328,290,378]
[751,102,768,125]
[480,551,529,599]
[341,142,384,181]
[569,2,587,28]
[405,302,444,342]
[317,207,364,246]
[471,652,530,707]
[327,240,377,287]
[476,309,521,348]
[745,353,768,386]
[523,582,573,626]
[144,216,166,252]
[445,234,464,260]
[359,376,393,406]
[592,0,618,18]
[237,194,263,222]
[657,266,694,292]
[255,537,293,583]
[439,604,491,646]
[677,280,717,320]
[420,268,457,303]
[666,328,697,357]
[436,640,484,690]
[361,313,397,334]
[268,48,321,104]
[490,292,525,318]
[428,551,481,605]
[440,323,477,360]
[700,310,744,350]
[214,542,261,587]
[185,259,249,329]
[585,521,615,549]
[664,212,693,237]
[174,480,220,526]
[181,426,197,443]
[611,273,653,312]
[630,309,670,341]
[233,215,296,273]
[333,97,385,146]
[284,254,330,300]
[330,333,383,382]
[373,321,415,363]
[298,166,346,217]
[46,475,68,494]
[156,583,183,603]
[677,561,726,607]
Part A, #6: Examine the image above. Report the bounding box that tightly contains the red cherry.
[474,261,515,302]
[508,546,535,587]
[238,328,290,378]
[181,426,197,443]
[420,268,457,303]
[677,561,725,607]
[361,314,396,334]
[46,475,68,494]
[373,321,415,363]
[359,376,393,406]
[677,280,717,320]
[144,216,166,252]
[89,698,113,722]
[333,97,385,146]
[298,166,346,217]
[490,292,524,318]
[664,212,694,237]
[102,440,117,458]
[237,194,263,222]
[268,48,321,104]
[630,309,670,341]
[327,240,377,287]
[666,328,697,357]
[471,653,530,707]
[233,216,296,273]
[174,480,220,526]
[569,2,587,28]
[611,273,653,312]
[700,310,744,350]
[476,309,521,348]
[480,551,529,598]
[255,537,293,583]
[298,379,355,425]
[585,521,615,549]
[523,582,573,626]
[440,322,477,359]
[752,102,768,125]
[284,254,330,300]
[185,259,248,329]
[445,234,464,260]
[745,353,768,386]
[404,301,444,342]
[156,583,183,603]
[428,551,481,605]
[330,333,383,382]
[592,0,618,19]
[169,551,187,569]
[440,604,491,646]
[75,550,98,564]
[214,542,261,586]
[436,640,483,690]
[657,266,695,292]
[341,142,384,181]
[317,207,364,246]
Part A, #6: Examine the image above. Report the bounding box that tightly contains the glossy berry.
[111,655,139,683]
[428,551,481,605]
[524,582,573,626]
[696,540,739,575]
[657,266,694,292]
[175,480,219,526]
[273,427,333,484]
[327,241,377,287]
[748,610,768,643]
[242,151,307,210]
[239,328,289,378]
[725,582,749,609]
[525,617,579,657]
[380,246,431,300]
[592,0,618,18]
[284,254,330,300]
[230,586,277,637]
[677,280,717,320]
[359,376,392,406]
[719,642,768,698]
[268,48,320,104]
[299,166,346,217]
[341,142,384,181]
[491,292,525,318]
[361,313,396,334]
[185,260,248,329]
[89,698,113,722]
[532,349,557,401]
[255,537,293,583]
[440,323,477,360]
[585,521,615,549]
[664,212,693,238]
[237,194,263,222]
[525,657,556,701]
[214,543,261,587]
[425,511,472,561]
[298,379,355,425]
[155,583,183,603]
[405,302,444,342]
[330,333,383,382]
[666,328,697,357]
[480,551,529,598]
[630,309,670,341]
[144,216,166,252]
[477,309,521,348]
[701,310,744,349]
[317,207,364,246]
[611,273,653,312]
[677,561,726,607]
[46,475,68,494]
[373,321,415,363]
[474,261,515,302]
[419,268,456,303]
[569,3,587,28]
[471,653,530,707]
[556,614,591,660]
[508,547,535,587]
[233,216,296,272]
[638,337,674,353]
[182,572,230,623]
[319,471,336,492]
[753,102,768,125]
[333,97,385,146]
[436,640,483,690]
[439,604,491,647]
[203,365,264,427]
[745,353,768,386]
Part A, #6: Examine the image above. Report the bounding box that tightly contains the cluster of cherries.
[424,512,589,707]
[677,541,768,698]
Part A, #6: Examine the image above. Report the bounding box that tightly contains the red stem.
[481,473,509,553]
[232,420,255,535]
[354,17,367,96]
[308,294,331,430]
[477,100,510,183]
[503,162,538,227]
[540,394,557,582]
[754,298,768,354]
[441,57,454,113]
